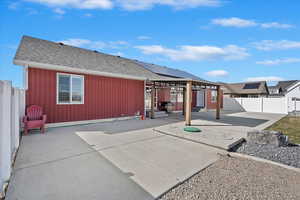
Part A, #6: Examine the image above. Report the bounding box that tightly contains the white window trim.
[56,73,84,105]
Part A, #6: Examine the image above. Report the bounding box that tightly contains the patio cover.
[147,78,222,126]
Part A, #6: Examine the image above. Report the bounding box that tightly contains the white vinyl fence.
[223,96,299,114]
[0,80,25,198]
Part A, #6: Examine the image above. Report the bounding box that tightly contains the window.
[177,89,183,103]
[57,73,84,104]
[170,88,184,103]
[211,90,217,102]
[170,88,177,103]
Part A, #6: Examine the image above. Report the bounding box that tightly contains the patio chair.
[23,105,47,135]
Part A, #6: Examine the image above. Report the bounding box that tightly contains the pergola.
[148,78,222,126]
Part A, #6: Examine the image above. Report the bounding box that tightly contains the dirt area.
[159,156,300,200]
[265,116,300,144]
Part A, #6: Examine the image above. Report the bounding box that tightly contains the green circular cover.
[184,127,201,132]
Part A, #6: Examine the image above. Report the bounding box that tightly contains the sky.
[1,0,300,88]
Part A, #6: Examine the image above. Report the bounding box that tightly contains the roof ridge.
[22,35,134,62]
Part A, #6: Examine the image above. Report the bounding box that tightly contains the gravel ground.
[159,156,300,200]
[236,143,300,168]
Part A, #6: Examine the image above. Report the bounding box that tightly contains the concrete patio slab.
[77,128,221,198]
[6,124,156,200]
[7,151,153,200]
[154,111,286,150]
[154,121,245,150]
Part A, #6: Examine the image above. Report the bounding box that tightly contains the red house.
[14,36,222,126]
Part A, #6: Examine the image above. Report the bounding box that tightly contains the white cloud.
[27,8,39,15]
[256,58,300,66]
[59,38,91,47]
[205,70,228,77]
[212,17,257,27]
[24,0,113,9]
[113,52,124,56]
[117,0,221,11]
[245,76,284,82]
[84,13,93,17]
[211,17,294,29]
[8,2,20,9]
[253,40,300,51]
[24,0,222,10]
[135,44,249,61]
[53,8,65,14]
[59,38,129,50]
[261,22,294,29]
[137,36,151,40]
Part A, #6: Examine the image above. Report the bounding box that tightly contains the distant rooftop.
[222,81,269,95]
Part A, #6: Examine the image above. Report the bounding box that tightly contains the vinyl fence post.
[19,89,26,130]
[0,81,12,196]
[11,88,20,156]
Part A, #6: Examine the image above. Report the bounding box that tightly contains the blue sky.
[1,0,300,88]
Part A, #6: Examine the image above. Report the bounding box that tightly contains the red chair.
[23,105,47,135]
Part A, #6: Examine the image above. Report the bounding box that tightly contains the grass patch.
[265,116,300,144]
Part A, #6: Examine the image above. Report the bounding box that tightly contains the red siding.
[157,88,170,102]
[26,68,145,123]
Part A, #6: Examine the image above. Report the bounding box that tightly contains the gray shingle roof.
[276,80,299,92]
[222,81,269,95]
[14,36,163,80]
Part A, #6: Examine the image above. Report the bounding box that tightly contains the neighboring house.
[14,36,222,125]
[222,81,269,98]
[268,80,300,98]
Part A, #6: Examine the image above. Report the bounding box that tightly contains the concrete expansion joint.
[96,135,166,152]
[14,149,96,172]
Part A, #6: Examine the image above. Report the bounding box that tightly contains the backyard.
[266,116,300,144]
[5,111,288,200]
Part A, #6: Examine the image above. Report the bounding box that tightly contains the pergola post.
[216,85,221,120]
[185,81,192,126]
[151,84,155,119]
[182,87,186,116]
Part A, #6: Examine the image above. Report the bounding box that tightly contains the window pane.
[211,90,217,102]
[58,75,70,103]
[177,91,183,103]
[170,88,177,103]
[72,77,83,102]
